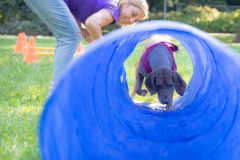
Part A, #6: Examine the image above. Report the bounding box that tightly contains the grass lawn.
[0,33,239,159]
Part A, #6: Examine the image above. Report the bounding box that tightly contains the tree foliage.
[0,0,50,35]
[0,0,239,35]
[147,0,229,11]
[225,0,240,5]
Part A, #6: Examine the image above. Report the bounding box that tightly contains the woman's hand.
[75,18,93,43]
[80,25,93,43]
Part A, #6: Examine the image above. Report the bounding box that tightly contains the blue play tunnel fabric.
[39,20,240,160]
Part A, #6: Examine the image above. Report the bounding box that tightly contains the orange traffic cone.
[76,42,85,54]
[23,36,39,63]
[13,32,28,54]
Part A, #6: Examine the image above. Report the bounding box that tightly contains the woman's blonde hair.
[119,0,149,20]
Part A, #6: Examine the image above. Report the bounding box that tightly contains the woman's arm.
[85,9,114,40]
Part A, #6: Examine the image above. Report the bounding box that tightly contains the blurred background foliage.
[0,0,239,35]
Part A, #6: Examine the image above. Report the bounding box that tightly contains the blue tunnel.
[39,20,240,160]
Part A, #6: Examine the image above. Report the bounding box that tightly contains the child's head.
[118,0,149,26]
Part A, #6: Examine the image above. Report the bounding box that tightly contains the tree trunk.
[233,24,240,43]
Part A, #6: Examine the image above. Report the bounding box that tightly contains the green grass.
[0,33,239,159]
[0,36,54,160]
